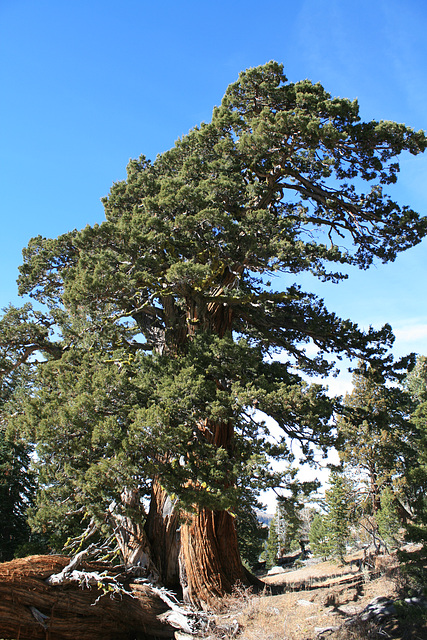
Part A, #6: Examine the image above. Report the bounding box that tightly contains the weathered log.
[0,555,184,640]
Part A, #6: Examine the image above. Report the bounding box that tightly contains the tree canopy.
[2,61,427,604]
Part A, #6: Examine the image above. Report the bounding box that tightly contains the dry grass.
[204,552,427,640]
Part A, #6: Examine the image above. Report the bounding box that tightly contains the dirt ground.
[207,551,427,640]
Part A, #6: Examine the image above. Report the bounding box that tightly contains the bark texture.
[180,508,247,607]
[0,555,179,640]
[110,487,159,580]
[145,479,181,589]
[178,417,249,607]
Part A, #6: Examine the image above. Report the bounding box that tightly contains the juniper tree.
[3,61,427,605]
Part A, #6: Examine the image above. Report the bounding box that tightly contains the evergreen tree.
[309,512,329,560]
[266,515,279,568]
[2,61,427,604]
[376,486,401,551]
[403,356,427,542]
[235,505,268,570]
[337,361,417,514]
[323,472,356,562]
[276,478,318,554]
[0,368,38,561]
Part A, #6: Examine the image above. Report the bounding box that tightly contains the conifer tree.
[403,356,427,542]
[0,368,37,561]
[266,515,279,568]
[2,61,427,605]
[337,362,417,513]
[309,512,329,560]
[323,472,356,562]
[376,486,401,551]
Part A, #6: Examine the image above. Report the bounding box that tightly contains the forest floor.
[205,547,427,640]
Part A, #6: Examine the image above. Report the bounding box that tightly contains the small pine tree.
[324,473,356,562]
[309,512,329,560]
[376,487,401,551]
[277,495,304,554]
[312,472,356,562]
[266,515,279,568]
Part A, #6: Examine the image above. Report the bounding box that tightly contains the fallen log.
[0,555,188,639]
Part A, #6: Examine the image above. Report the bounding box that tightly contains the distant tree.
[236,507,268,569]
[376,487,401,551]
[2,61,427,604]
[276,477,318,554]
[337,361,417,514]
[0,368,37,561]
[323,472,356,562]
[265,515,279,568]
[309,512,329,560]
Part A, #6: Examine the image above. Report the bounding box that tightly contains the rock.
[404,596,427,609]
[267,566,285,575]
[266,606,280,615]
[338,604,364,615]
[360,596,396,621]
[297,599,314,606]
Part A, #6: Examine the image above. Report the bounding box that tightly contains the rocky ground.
[202,548,427,640]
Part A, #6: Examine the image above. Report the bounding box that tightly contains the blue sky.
[1,0,427,393]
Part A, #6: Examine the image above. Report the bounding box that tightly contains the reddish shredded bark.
[180,507,248,607]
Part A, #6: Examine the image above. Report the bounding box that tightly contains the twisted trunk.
[178,418,248,606]
[144,478,181,589]
[146,268,250,606]
[107,487,161,584]
[179,507,247,607]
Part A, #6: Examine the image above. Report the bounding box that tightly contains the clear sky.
[1,0,426,387]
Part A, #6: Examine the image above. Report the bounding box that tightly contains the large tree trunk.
[147,278,250,607]
[0,555,185,640]
[179,507,247,607]
[144,478,181,589]
[178,418,249,607]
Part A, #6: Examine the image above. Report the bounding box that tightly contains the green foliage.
[276,477,318,554]
[0,368,40,561]
[18,347,152,546]
[376,487,401,550]
[325,473,356,561]
[310,473,356,562]
[337,361,417,513]
[235,502,268,569]
[403,356,427,545]
[266,515,279,568]
[2,62,427,561]
[309,512,329,560]
[0,428,35,560]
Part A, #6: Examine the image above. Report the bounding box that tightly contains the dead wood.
[0,555,184,640]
